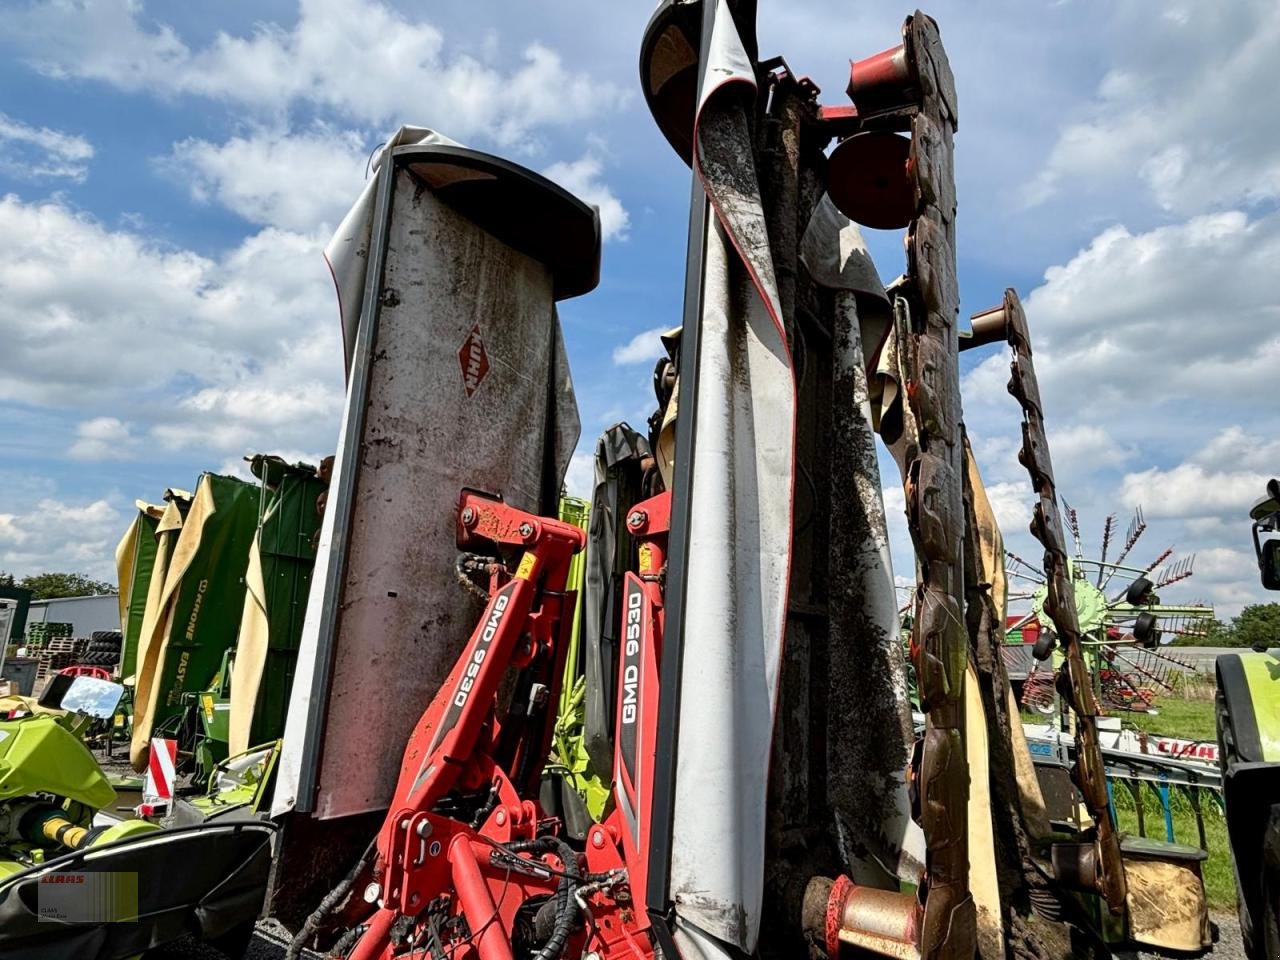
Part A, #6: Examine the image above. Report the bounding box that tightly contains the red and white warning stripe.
[143,737,177,804]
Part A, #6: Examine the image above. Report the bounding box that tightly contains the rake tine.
[1102,507,1146,589]
[1061,495,1084,561]
[1097,514,1115,586]
[1005,550,1045,581]
[1142,547,1174,577]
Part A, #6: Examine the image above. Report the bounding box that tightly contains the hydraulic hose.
[507,837,580,960]
[287,838,377,960]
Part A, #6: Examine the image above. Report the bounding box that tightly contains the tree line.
[0,571,115,600]
[1174,602,1280,649]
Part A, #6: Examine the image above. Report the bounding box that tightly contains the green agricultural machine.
[126,455,326,792]
[1216,479,1280,960]
[0,674,275,959]
[1008,504,1215,713]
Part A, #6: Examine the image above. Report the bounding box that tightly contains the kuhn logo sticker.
[457,324,491,398]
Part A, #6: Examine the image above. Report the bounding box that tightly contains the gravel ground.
[147,911,1249,959]
[1131,911,1246,960]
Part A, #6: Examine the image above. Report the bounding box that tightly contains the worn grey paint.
[283,168,577,819]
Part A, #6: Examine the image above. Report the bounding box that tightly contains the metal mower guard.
[0,820,276,960]
[391,143,600,302]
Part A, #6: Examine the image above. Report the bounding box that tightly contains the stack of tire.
[80,630,123,669]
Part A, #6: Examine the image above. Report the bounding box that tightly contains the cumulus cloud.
[1024,0,1280,214]
[611,327,667,366]
[0,111,93,182]
[0,194,344,459]
[161,125,368,231]
[1119,427,1277,520]
[956,210,1280,439]
[543,150,629,242]
[958,206,1280,615]
[1120,461,1264,520]
[9,0,622,146]
[68,417,138,460]
[0,496,123,581]
[562,451,595,500]
[1050,425,1133,471]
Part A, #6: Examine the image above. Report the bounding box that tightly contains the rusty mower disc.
[827,131,915,230]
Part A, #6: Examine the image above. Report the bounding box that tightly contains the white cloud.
[1194,546,1257,584]
[1006,210,1280,421]
[1190,426,1280,474]
[1050,425,1132,471]
[959,207,1280,616]
[0,496,123,581]
[611,327,667,366]
[563,451,594,499]
[0,194,345,460]
[1120,463,1269,521]
[11,0,622,146]
[0,111,93,182]
[0,515,29,547]
[68,417,138,460]
[1024,0,1280,214]
[161,126,368,231]
[543,151,629,242]
[984,481,1034,541]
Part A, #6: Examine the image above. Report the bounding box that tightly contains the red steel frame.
[343,489,667,960]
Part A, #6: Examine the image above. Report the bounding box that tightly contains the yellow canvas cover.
[228,539,267,757]
[964,441,1050,839]
[115,500,165,678]
[128,490,190,756]
[130,476,255,769]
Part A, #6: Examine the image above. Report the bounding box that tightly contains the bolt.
[409,892,420,906]
[518,522,534,539]
[626,510,646,530]
[415,820,432,838]
[495,809,507,826]
[399,818,410,831]
[363,882,382,904]
[591,829,605,849]
[461,506,476,526]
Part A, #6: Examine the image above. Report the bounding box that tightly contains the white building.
[25,594,120,637]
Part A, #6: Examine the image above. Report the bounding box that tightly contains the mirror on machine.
[1262,539,1280,592]
[1251,479,1280,591]
[38,674,125,719]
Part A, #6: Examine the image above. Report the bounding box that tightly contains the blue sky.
[0,0,1277,616]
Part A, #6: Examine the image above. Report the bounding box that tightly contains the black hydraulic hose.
[515,837,580,960]
[328,925,364,958]
[287,838,377,960]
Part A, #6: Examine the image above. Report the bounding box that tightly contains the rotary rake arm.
[972,288,1128,914]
